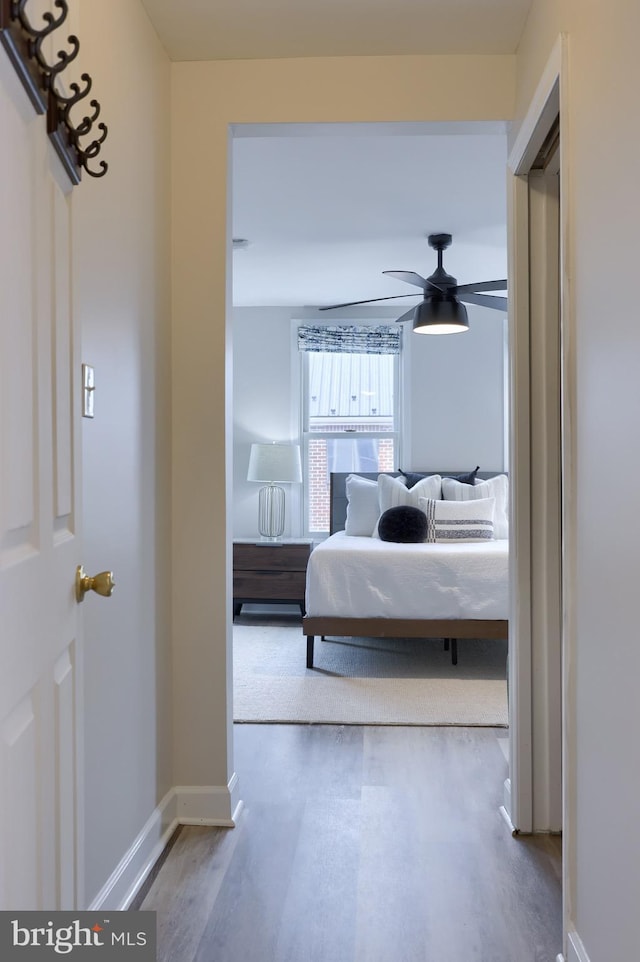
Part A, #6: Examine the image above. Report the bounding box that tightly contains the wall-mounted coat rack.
[0,0,108,184]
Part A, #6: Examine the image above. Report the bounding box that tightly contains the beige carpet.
[233,613,508,726]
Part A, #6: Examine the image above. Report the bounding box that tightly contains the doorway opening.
[230,122,510,729]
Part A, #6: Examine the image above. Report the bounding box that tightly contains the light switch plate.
[82,363,95,418]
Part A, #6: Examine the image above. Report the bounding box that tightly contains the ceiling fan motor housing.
[428,232,452,251]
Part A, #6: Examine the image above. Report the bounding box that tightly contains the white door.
[0,55,84,909]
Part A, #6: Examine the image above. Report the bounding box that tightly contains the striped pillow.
[442,474,509,539]
[419,496,496,543]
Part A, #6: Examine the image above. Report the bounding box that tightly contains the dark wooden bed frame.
[302,471,509,669]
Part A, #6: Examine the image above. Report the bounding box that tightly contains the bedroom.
[231,123,509,723]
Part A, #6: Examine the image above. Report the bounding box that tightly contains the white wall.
[406,308,505,472]
[233,308,299,539]
[515,3,640,960]
[233,305,505,538]
[74,0,172,905]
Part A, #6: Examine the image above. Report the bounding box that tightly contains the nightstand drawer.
[233,569,307,601]
[233,542,311,571]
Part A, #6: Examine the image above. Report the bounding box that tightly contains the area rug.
[233,614,508,726]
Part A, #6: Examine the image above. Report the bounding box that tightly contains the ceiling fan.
[319,233,507,334]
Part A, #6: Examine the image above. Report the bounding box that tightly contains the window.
[298,324,401,534]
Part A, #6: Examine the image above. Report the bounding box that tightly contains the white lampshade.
[247,443,302,484]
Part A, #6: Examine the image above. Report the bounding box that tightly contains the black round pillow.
[378,505,428,543]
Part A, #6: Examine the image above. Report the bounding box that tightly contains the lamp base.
[257,483,285,540]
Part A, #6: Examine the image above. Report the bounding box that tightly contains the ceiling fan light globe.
[411,298,469,335]
[415,322,470,335]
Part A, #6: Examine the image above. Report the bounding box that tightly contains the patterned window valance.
[298,325,401,355]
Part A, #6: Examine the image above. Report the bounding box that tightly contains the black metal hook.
[81,156,108,179]
[54,73,93,132]
[23,0,67,45]
[80,122,108,156]
[33,32,79,80]
[2,0,108,184]
[56,71,92,107]
[50,34,79,75]
[74,100,101,138]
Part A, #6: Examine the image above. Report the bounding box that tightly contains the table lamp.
[247,443,302,540]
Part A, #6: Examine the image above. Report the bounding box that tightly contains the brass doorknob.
[75,565,115,603]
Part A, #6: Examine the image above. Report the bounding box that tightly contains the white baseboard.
[88,789,179,910]
[175,771,240,826]
[566,930,591,962]
[88,774,241,910]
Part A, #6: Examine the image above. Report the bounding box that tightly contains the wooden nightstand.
[233,540,313,618]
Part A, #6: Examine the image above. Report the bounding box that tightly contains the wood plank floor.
[138,725,562,962]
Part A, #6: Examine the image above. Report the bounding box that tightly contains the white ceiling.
[139,3,519,313]
[231,123,509,310]
[141,0,532,61]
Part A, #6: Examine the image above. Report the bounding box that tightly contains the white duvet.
[305,531,509,620]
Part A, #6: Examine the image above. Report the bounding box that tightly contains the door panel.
[53,183,74,524]
[54,647,77,908]
[1,121,35,542]
[0,698,38,907]
[0,50,82,909]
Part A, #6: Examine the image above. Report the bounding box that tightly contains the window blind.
[297,324,401,355]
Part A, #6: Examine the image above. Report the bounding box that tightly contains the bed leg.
[306,635,315,669]
[443,638,450,652]
[451,639,458,666]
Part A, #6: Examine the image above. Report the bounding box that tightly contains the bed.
[302,471,509,668]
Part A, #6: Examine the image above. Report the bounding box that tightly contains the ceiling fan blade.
[382,270,427,289]
[394,307,417,324]
[454,279,508,294]
[318,293,420,311]
[458,292,508,312]
[383,270,444,294]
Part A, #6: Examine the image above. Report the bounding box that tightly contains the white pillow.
[442,474,509,539]
[419,496,496,543]
[378,473,442,514]
[344,474,380,536]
